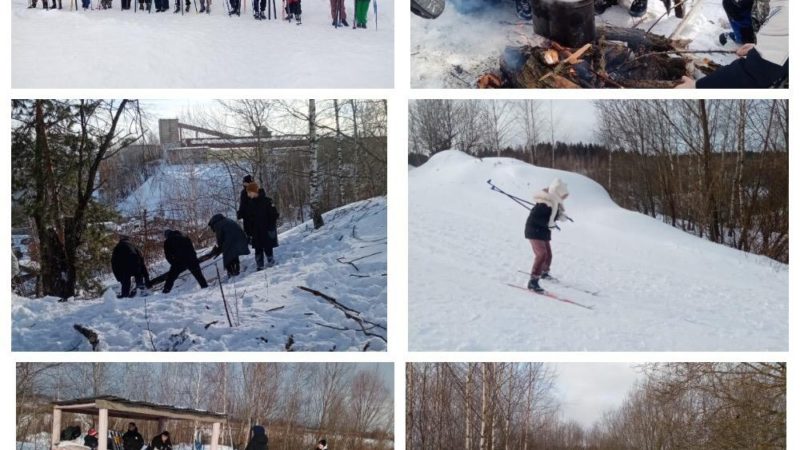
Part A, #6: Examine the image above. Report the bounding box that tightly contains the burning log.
[496,25,690,89]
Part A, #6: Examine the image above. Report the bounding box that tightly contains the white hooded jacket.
[755,0,788,66]
[532,178,569,227]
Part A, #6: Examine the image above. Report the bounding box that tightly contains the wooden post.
[158,417,166,434]
[211,422,221,450]
[51,407,62,450]
[98,408,109,450]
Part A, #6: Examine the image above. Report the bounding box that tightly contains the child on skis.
[525,178,569,293]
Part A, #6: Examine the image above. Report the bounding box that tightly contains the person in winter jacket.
[243,183,280,270]
[329,0,348,26]
[285,0,301,23]
[245,425,269,450]
[354,0,370,28]
[237,175,257,241]
[84,429,99,450]
[677,0,787,88]
[208,214,250,277]
[123,423,144,450]
[524,178,569,293]
[316,439,329,450]
[150,431,173,450]
[162,229,209,294]
[111,236,151,298]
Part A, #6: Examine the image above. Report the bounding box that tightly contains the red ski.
[506,283,594,310]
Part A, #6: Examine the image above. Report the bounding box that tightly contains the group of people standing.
[79,423,170,450]
[27,0,375,28]
[110,174,280,298]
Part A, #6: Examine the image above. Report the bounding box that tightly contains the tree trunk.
[465,363,473,450]
[308,99,324,229]
[334,99,346,206]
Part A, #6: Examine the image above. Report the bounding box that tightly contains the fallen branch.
[297,286,387,343]
[266,306,285,313]
[285,334,295,351]
[215,263,234,327]
[336,251,383,272]
[73,324,100,351]
[313,321,350,331]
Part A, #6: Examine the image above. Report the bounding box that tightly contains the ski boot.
[541,272,554,281]
[515,0,531,21]
[256,265,265,272]
[259,11,266,18]
[285,12,293,20]
[174,3,180,12]
[594,0,617,14]
[527,277,544,293]
[295,13,301,24]
[629,0,647,17]
[254,10,262,19]
[198,4,205,11]
[342,18,349,26]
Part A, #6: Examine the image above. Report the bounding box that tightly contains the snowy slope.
[12,0,393,88]
[408,151,787,351]
[411,0,737,88]
[12,197,387,351]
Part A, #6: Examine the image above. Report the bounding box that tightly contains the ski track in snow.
[12,198,387,352]
[411,0,737,88]
[409,151,787,351]
[12,0,393,88]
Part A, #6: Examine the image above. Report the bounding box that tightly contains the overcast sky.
[551,363,643,429]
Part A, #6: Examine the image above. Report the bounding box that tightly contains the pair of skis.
[508,272,598,310]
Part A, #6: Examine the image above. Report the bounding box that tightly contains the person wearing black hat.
[237,175,256,245]
[245,425,269,450]
[162,229,209,294]
[122,423,144,450]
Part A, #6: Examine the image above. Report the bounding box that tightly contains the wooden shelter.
[50,396,226,450]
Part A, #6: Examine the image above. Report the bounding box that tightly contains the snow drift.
[12,0,394,88]
[409,151,787,351]
[12,197,387,351]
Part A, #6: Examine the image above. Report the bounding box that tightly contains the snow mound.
[12,197,387,351]
[409,151,787,351]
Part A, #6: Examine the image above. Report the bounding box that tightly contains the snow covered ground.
[12,197,387,351]
[11,0,393,88]
[411,0,737,88]
[408,151,787,351]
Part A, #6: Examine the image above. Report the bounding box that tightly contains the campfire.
[480,25,723,89]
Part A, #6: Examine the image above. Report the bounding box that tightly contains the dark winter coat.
[122,428,144,450]
[244,189,280,250]
[208,214,250,266]
[696,48,788,88]
[525,203,553,241]
[84,435,99,449]
[111,238,148,281]
[237,188,254,236]
[149,435,173,450]
[164,230,200,269]
[245,425,269,450]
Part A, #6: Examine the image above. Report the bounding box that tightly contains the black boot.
[527,277,544,293]
[594,0,616,15]
[629,0,647,17]
[174,2,180,12]
[541,272,554,280]
[515,0,531,21]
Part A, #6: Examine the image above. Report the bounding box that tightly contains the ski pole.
[486,179,535,209]
[373,0,376,30]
